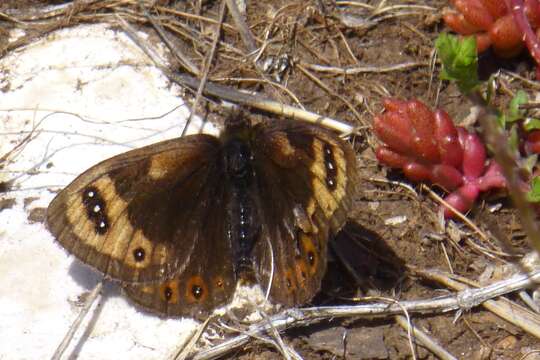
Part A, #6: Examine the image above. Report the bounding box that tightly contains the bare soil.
[1,0,539,359]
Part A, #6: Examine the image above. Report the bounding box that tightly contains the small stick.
[395,315,458,360]
[116,16,356,134]
[191,269,540,359]
[51,281,103,360]
[171,316,213,360]
[415,267,540,338]
[224,0,257,55]
[139,3,200,76]
[302,61,428,75]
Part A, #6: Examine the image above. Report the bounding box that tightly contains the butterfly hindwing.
[122,166,236,318]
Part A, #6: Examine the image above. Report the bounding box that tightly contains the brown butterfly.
[46,113,357,318]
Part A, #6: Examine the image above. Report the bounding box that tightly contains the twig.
[301,61,428,75]
[191,269,540,359]
[182,0,226,136]
[224,0,257,55]
[171,316,213,360]
[261,312,293,360]
[414,268,540,338]
[51,281,103,360]
[211,77,305,109]
[139,3,200,76]
[395,315,457,360]
[115,18,355,134]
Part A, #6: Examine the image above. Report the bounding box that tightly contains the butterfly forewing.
[47,135,227,283]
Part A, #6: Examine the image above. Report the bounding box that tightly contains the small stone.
[27,207,46,223]
[306,326,388,359]
[496,335,518,350]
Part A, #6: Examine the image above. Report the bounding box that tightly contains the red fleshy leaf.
[434,109,463,168]
[490,15,525,57]
[526,131,540,153]
[474,161,507,191]
[430,164,464,190]
[375,146,409,168]
[405,100,440,163]
[443,183,480,218]
[403,162,432,182]
[525,0,540,28]
[443,11,483,34]
[476,33,493,52]
[458,127,486,180]
[373,112,415,155]
[454,0,495,31]
[480,0,508,18]
[382,98,409,113]
[372,98,514,221]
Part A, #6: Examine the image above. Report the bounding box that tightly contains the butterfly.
[46,113,358,318]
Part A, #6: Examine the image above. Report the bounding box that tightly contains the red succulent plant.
[443,0,540,78]
[373,99,507,218]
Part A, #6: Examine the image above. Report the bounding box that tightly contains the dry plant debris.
[1,0,540,359]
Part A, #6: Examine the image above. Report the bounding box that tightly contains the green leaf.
[506,90,528,122]
[508,125,519,153]
[526,176,540,202]
[523,154,538,174]
[485,74,496,104]
[497,112,507,128]
[435,33,480,94]
[524,118,540,131]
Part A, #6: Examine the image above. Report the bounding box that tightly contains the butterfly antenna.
[263,236,275,302]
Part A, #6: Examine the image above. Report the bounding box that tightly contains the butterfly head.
[221,112,254,143]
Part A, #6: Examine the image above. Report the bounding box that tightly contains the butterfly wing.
[122,166,236,318]
[47,135,233,287]
[251,120,357,306]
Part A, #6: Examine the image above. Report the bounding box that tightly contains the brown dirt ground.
[1,0,539,359]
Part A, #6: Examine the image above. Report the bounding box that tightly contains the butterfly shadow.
[318,221,407,304]
[61,261,120,358]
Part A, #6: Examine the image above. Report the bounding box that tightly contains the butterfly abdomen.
[223,138,261,276]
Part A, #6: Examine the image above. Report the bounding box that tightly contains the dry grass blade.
[139,3,200,75]
[51,281,103,360]
[394,315,457,360]
[224,0,257,55]
[414,268,540,338]
[181,0,226,136]
[171,316,213,360]
[302,61,428,75]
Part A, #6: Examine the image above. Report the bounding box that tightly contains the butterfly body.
[47,115,357,318]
